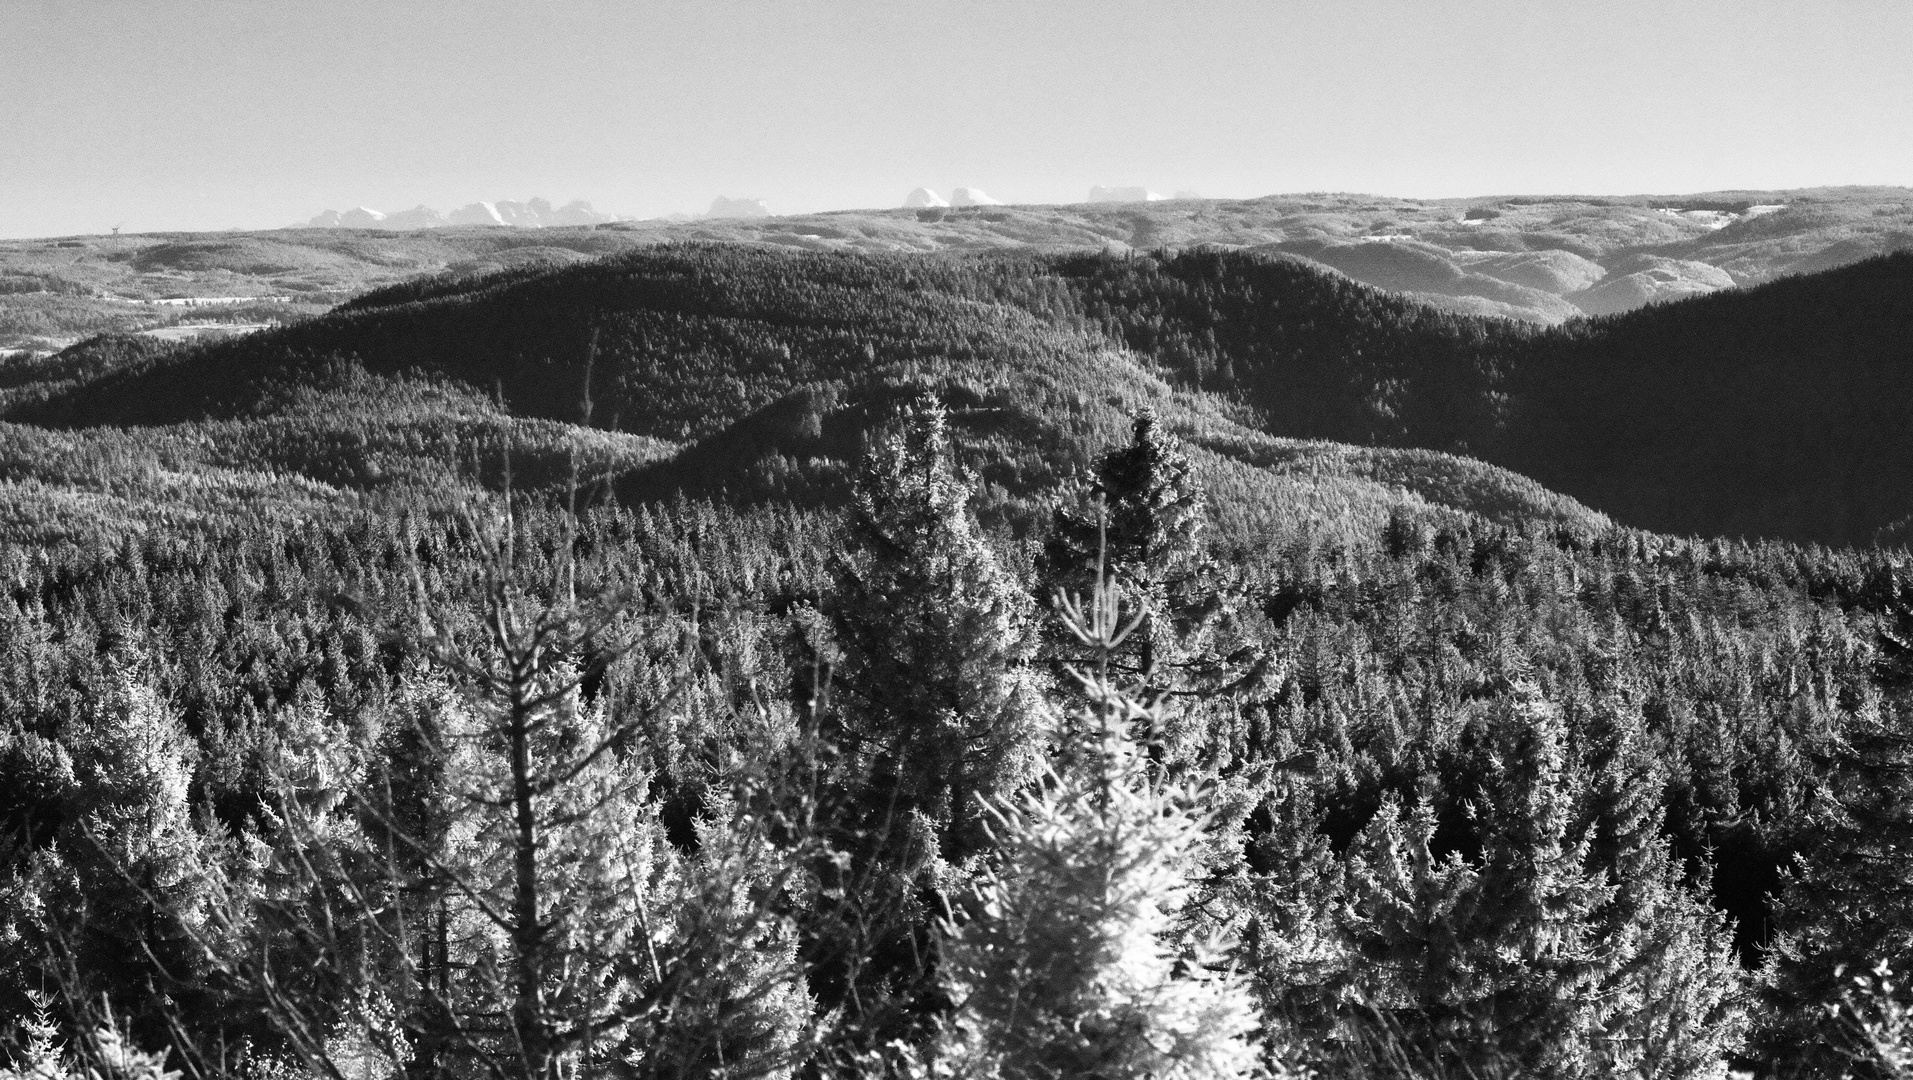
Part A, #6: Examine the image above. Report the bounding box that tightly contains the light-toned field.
[136,322,275,343]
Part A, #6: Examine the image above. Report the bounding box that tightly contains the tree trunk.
[509,658,552,1080]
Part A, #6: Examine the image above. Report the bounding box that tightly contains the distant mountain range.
[903,186,1204,207]
[1086,186,1204,203]
[303,198,623,230]
[706,197,772,219]
[846,186,1905,324]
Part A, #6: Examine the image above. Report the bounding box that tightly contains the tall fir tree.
[827,397,1048,875]
[804,397,1051,1060]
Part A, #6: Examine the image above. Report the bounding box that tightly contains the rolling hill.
[5,186,1910,356]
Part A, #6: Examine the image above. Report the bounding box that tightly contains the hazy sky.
[4,0,1910,237]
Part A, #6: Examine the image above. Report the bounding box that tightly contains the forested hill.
[1021,247,1913,546]
[0,244,1598,546]
[19,244,1913,546]
[13,245,1516,441]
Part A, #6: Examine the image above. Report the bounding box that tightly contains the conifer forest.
[7,243,1913,1080]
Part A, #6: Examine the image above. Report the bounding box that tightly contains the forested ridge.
[20,243,1911,543]
[4,243,1913,1078]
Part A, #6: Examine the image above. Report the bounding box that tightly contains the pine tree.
[935,573,1260,1079]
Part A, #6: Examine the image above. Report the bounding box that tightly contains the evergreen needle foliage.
[825,397,1048,876]
[935,560,1260,1080]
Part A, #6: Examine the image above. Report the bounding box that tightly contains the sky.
[3,0,1910,238]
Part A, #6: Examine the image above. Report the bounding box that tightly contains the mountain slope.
[1017,248,1913,545]
[1500,252,1913,544]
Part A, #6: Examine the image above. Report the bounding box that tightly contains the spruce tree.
[1040,410,1214,710]
[7,673,218,1054]
[0,994,181,1080]
[1759,695,1913,1076]
[935,573,1260,1079]
[1339,689,1618,1078]
[1336,686,1746,1079]
[1231,776,1351,1055]
[1336,793,1484,1070]
[827,397,1048,874]
[1581,691,1747,1080]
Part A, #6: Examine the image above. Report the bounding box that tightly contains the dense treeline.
[6,407,1913,1076]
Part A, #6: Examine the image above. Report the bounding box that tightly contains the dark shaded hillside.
[1499,253,1913,545]
[16,247,1100,439]
[1027,251,1527,448]
[1021,249,1913,546]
